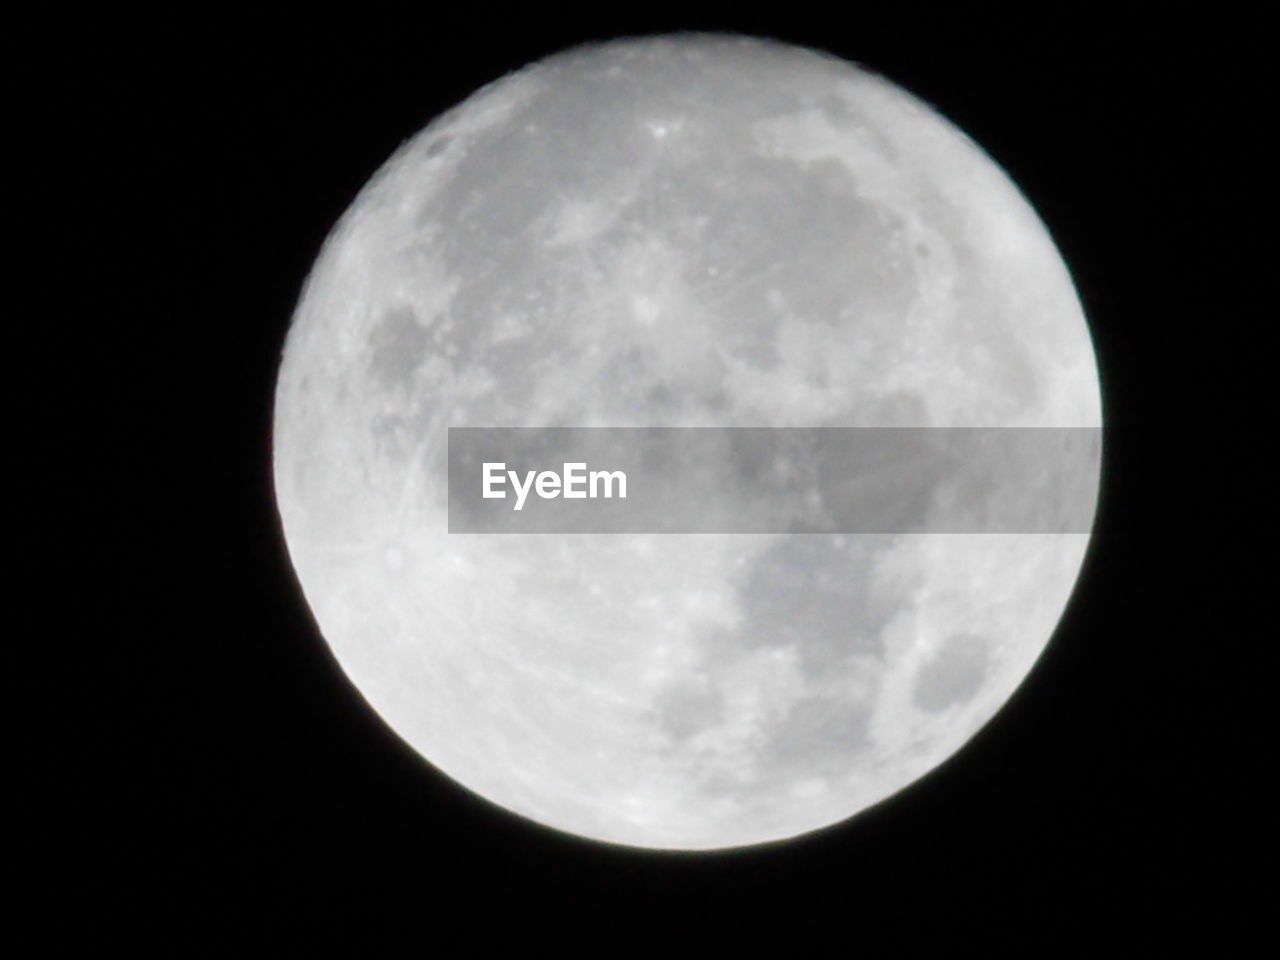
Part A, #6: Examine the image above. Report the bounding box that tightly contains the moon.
[273,35,1101,849]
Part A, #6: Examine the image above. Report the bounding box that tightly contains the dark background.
[101,4,1258,951]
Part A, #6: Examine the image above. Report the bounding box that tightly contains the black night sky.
[99,5,1260,951]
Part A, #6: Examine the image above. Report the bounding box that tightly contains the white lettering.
[590,469,627,499]
[509,468,536,511]
[482,462,506,498]
[484,462,626,509]
[562,462,587,498]
[535,470,561,498]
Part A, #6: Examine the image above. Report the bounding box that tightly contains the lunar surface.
[273,35,1101,849]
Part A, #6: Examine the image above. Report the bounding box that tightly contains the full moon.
[273,35,1101,849]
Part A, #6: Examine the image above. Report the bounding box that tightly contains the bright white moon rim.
[273,34,1102,850]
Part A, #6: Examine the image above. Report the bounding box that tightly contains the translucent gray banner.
[447,428,1100,534]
